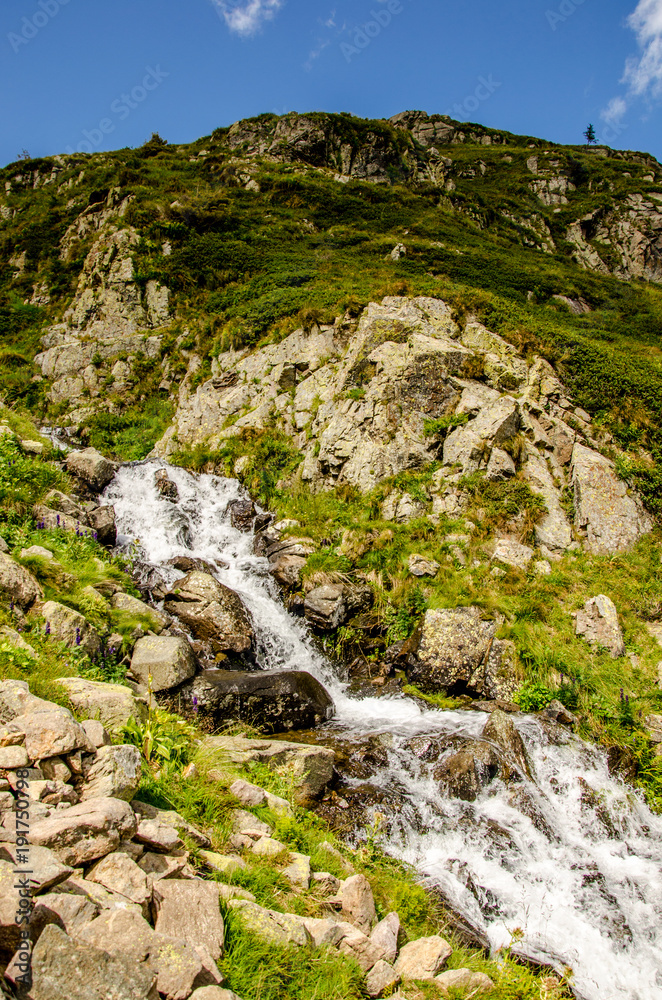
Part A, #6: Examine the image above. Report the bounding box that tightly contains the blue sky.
[2,0,662,166]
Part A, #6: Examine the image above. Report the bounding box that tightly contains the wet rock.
[29,797,137,866]
[0,552,43,610]
[79,744,142,801]
[55,677,148,732]
[339,874,377,934]
[226,498,257,532]
[165,572,253,655]
[201,735,334,801]
[435,968,494,996]
[131,635,197,692]
[571,443,652,554]
[540,699,578,727]
[65,448,116,492]
[41,600,102,657]
[491,538,535,572]
[408,554,440,578]
[304,584,373,631]
[183,669,334,733]
[153,879,225,960]
[87,505,117,546]
[574,595,625,658]
[394,935,452,980]
[435,741,504,801]
[406,607,520,701]
[482,710,532,778]
[29,923,157,999]
[155,468,179,502]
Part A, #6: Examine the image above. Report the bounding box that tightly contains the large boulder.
[227,899,310,948]
[226,499,257,532]
[165,572,253,655]
[0,552,42,610]
[201,735,334,801]
[55,677,148,732]
[405,607,520,701]
[434,741,504,801]
[394,935,452,980]
[111,592,167,633]
[574,595,625,658]
[29,797,137,866]
[130,636,197,693]
[28,924,158,1000]
[41,601,102,657]
[304,584,373,631]
[12,708,89,761]
[87,505,117,546]
[571,443,653,554]
[64,448,116,492]
[0,680,54,723]
[183,669,334,733]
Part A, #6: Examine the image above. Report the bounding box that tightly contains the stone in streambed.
[130,635,197,693]
[165,572,253,655]
[182,669,333,733]
[65,448,116,492]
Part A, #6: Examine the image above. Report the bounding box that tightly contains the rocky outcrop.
[181,670,334,733]
[405,607,520,701]
[200,735,334,801]
[304,584,373,631]
[574,595,626,658]
[130,636,198,693]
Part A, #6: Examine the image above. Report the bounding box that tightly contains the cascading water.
[105,461,662,1000]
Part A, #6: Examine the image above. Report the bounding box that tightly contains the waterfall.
[105,461,662,1000]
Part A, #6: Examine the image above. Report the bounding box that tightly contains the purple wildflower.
[192,695,199,714]
[45,622,51,636]
[75,627,81,646]
[56,514,60,527]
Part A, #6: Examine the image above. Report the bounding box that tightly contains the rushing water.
[105,462,662,1000]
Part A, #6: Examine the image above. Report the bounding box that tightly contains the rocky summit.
[0,110,662,1000]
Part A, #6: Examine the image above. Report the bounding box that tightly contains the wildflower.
[192,695,199,714]
[75,627,81,646]
[45,622,51,636]
[56,514,60,527]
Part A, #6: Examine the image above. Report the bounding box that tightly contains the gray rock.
[20,545,54,560]
[204,735,334,802]
[394,935,452,980]
[28,923,157,1000]
[226,498,257,532]
[0,537,8,554]
[575,595,625,658]
[435,741,505,801]
[0,843,72,894]
[406,607,519,701]
[86,852,151,911]
[282,852,311,889]
[153,879,225,960]
[491,539,535,571]
[165,572,253,655]
[370,912,400,964]
[523,447,573,556]
[571,443,653,554]
[486,447,516,481]
[29,796,137,866]
[56,677,148,732]
[12,708,88,762]
[0,625,37,659]
[111,592,167,633]
[135,820,184,854]
[80,719,112,748]
[229,778,292,815]
[65,448,116,492]
[130,635,197,693]
[131,800,210,849]
[155,469,179,502]
[189,990,242,1000]
[0,680,53,723]
[304,584,373,631]
[41,600,102,657]
[408,554,440,578]
[336,921,388,972]
[0,745,28,768]
[80,744,142,801]
[184,669,334,733]
[0,552,42,610]
[227,899,310,948]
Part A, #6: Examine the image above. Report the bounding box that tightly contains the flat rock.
[0,843,72,894]
[28,923,157,1000]
[227,899,310,948]
[394,935,453,980]
[55,677,148,731]
[575,595,625,658]
[435,968,494,996]
[87,851,151,910]
[0,680,53,723]
[153,879,225,960]
[491,539,534,572]
[571,443,653,554]
[131,635,197,693]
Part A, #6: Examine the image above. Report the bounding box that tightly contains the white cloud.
[212,0,284,37]
[623,0,662,96]
[601,95,628,123]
